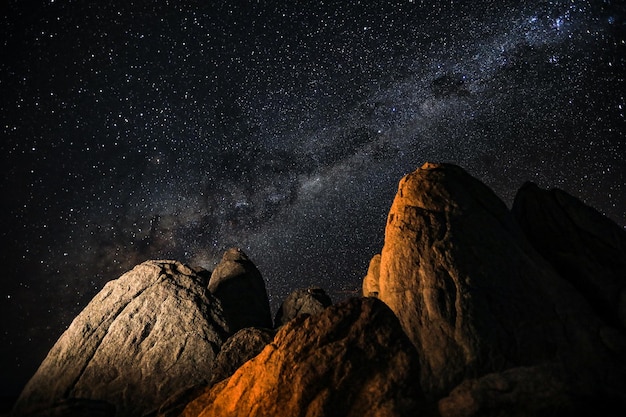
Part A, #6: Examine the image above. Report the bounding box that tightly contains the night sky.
[1,0,625,398]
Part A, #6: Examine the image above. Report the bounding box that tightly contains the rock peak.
[377,163,625,402]
[208,247,273,332]
[13,260,229,417]
[419,161,460,170]
[13,165,626,417]
[220,247,250,262]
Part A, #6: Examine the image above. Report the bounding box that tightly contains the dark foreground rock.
[9,398,116,417]
[12,261,230,417]
[513,181,626,330]
[438,363,626,417]
[174,297,424,417]
[273,287,333,327]
[155,327,275,417]
[375,162,626,405]
[208,248,273,332]
[209,327,275,385]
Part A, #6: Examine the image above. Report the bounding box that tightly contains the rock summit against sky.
[2,1,624,400]
[11,163,626,417]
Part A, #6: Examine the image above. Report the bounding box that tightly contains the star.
[0,0,624,401]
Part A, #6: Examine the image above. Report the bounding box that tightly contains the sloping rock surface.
[208,248,273,332]
[13,260,229,417]
[273,287,333,327]
[176,297,424,417]
[156,327,276,417]
[513,182,626,330]
[376,162,626,401]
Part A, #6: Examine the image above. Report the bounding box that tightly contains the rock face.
[376,162,626,402]
[209,327,275,385]
[156,327,275,417]
[13,163,626,417]
[12,260,229,417]
[176,297,424,417]
[438,365,572,417]
[208,248,273,332]
[11,398,117,417]
[273,287,333,327]
[513,182,626,330]
[362,253,381,297]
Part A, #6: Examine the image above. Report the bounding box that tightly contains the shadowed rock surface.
[273,287,333,327]
[156,327,275,417]
[513,182,626,330]
[209,327,275,385]
[9,398,116,417]
[438,365,577,417]
[376,162,626,402]
[175,297,424,417]
[208,248,273,332]
[12,261,229,417]
[362,253,381,297]
[12,163,626,417]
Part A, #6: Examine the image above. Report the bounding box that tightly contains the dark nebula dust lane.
[1,0,625,398]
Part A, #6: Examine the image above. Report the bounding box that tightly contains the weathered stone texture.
[376,163,626,401]
[178,297,424,417]
[13,260,229,417]
[273,287,333,327]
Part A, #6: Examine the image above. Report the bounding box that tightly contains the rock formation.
[156,327,275,417]
[208,248,273,332]
[209,327,275,385]
[362,253,381,297]
[375,162,626,403]
[513,181,626,330]
[438,365,573,417]
[174,297,424,417]
[12,163,626,417]
[10,398,116,417]
[273,287,333,327]
[12,260,229,417]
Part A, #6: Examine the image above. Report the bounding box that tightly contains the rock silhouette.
[513,181,626,330]
[208,248,273,332]
[209,327,275,385]
[175,297,424,417]
[438,365,572,417]
[12,163,626,417]
[273,287,333,327]
[12,261,229,417]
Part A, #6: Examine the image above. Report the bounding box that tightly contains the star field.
[1,0,625,398]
